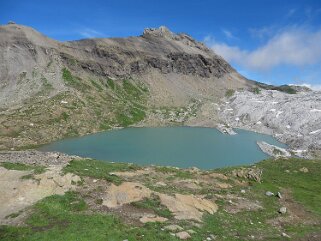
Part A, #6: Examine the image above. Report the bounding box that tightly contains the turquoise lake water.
[40,127,287,169]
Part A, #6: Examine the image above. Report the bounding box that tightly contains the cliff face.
[0,24,251,109]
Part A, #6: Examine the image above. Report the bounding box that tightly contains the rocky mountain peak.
[142,26,210,53]
[143,26,175,39]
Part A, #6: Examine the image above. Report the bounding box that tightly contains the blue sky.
[1,0,321,89]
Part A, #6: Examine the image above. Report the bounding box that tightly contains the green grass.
[132,195,173,218]
[256,82,297,94]
[155,166,194,179]
[0,192,178,241]
[0,162,46,175]
[251,87,261,94]
[99,120,112,130]
[62,68,76,86]
[62,68,88,91]
[63,159,140,185]
[201,157,321,240]
[106,78,115,89]
[90,79,103,91]
[61,112,69,121]
[115,107,146,127]
[256,158,321,216]
[132,194,173,218]
[122,79,143,99]
[41,77,54,91]
[1,158,321,240]
[225,89,235,97]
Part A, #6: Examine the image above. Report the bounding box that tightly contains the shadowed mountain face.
[0,23,254,149]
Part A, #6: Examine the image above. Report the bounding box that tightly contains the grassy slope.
[0,69,149,150]
[0,158,320,241]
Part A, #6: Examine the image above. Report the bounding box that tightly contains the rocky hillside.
[219,89,321,157]
[0,24,250,108]
[0,23,253,150]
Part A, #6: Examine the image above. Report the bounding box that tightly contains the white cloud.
[249,26,276,39]
[285,8,297,18]
[205,27,321,71]
[222,29,237,40]
[78,28,104,38]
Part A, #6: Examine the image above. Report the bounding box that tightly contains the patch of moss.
[251,87,261,94]
[132,194,173,218]
[90,79,103,91]
[63,159,140,185]
[225,89,235,97]
[155,166,194,179]
[0,162,46,175]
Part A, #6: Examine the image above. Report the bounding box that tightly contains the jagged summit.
[143,26,175,38]
[142,26,210,53]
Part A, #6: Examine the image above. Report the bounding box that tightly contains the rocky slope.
[0,23,252,150]
[219,89,321,157]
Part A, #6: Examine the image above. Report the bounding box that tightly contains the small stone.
[285,170,290,173]
[186,229,196,234]
[265,191,274,196]
[123,240,128,241]
[299,167,309,173]
[282,232,291,238]
[279,207,287,214]
[164,225,183,231]
[176,231,191,240]
[139,215,167,223]
[155,181,167,187]
[241,189,246,194]
[276,192,282,199]
[206,237,212,240]
[93,179,98,183]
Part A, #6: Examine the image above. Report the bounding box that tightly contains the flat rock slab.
[176,231,191,240]
[0,166,80,223]
[139,215,168,223]
[102,182,152,208]
[158,193,218,222]
[101,182,218,222]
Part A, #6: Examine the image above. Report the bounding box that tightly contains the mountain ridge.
[0,23,251,109]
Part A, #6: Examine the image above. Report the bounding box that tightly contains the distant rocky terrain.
[219,89,321,157]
